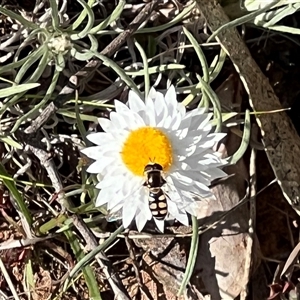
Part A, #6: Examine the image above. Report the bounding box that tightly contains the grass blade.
[0,83,40,98]
[0,163,32,226]
[178,216,199,296]
[64,230,102,299]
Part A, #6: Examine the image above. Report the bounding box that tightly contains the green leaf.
[0,163,32,225]
[64,230,102,299]
[0,136,22,149]
[90,51,142,98]
[24,258,35,291]
[178,216,199,295]
[135,40,150,96]
[0,6,38,29]
[0,83,40,98]
[11,69,60,133]
[57,109,98,122]
[90,0,126,34]
[64,225,124,290]
[69,0,95,39]
[227,109,251,165]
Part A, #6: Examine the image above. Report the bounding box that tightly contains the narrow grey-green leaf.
[0,83,40,98]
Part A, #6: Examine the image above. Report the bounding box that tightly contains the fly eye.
[144,165,153,172]
[153,163,163,171]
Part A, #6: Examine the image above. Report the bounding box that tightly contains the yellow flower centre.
[121,127,173,176]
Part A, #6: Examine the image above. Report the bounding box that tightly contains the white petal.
[165,85,177,117]
[169,112,182,130]
[168,200,189,226]
[110,111,127,129]
[114,100,130,114]
[154,92,168,125]
[104,164,126,178]
[198,114,213,130]
[100,148,121,158]
[196,154,227,168]
[137,189,153,219]
[184,201,203,217]
[109,203,123,214]
[205,132,227,143]
[194,181,213,196]
[96,175,124,189]
[95,188,111,207]
[119,176,144,200]
[159,115,173,128]
[171,171,194,186]
[145,94,156,126]
[187,113,211,132]
[177,111,196,132]
[86,158,114,174]
[135,212,148,231]
[167,198,180,214]
[122,199,138,228]
[177,102,186,117]
[98,118,114,133]
[177,170,211,186]
[128,90,146,113]
[193,133,226,150]
[148,86,157,101]
[205,168,227,180]
[119,110,145,130]
[168,175,202,199]
[86,132,113,146]
[107,192,124,210]
[81,141,120,160]
[87,154,123,174]
[177,211,189,226]
[81,146,102,160]
[164,177,181,195]
[154,218,165,233]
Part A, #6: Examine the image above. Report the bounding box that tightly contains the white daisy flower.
[81,86,227,232]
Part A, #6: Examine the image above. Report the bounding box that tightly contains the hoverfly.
[143,163,168,220]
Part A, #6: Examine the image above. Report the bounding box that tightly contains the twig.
[72,215,130,300]
[124,231,154,300]
[24,1,159,134]
[14,128,67,211]
[0,233,55,250]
